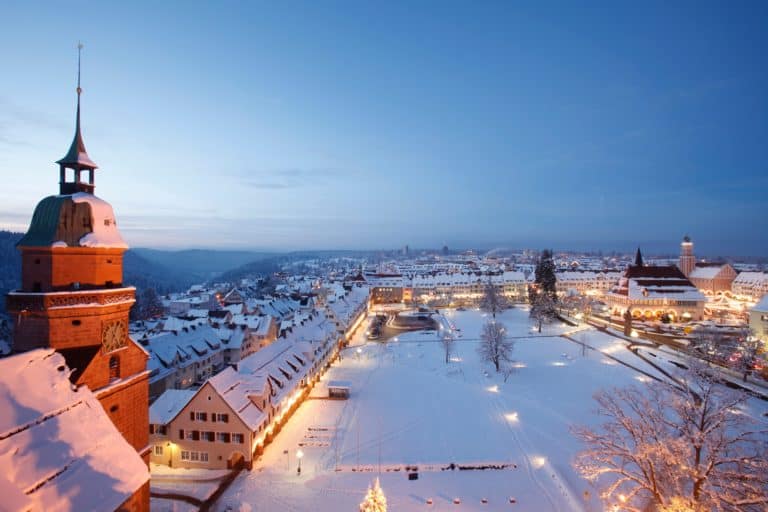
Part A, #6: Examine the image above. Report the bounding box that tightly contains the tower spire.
[77,41,82,95]
[57,42,98,194]
[634,247,644,267]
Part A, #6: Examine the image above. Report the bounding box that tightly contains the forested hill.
[132,248,275,282]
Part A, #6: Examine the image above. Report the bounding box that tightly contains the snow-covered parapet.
[71,192,128,249]
[0,349,148,511]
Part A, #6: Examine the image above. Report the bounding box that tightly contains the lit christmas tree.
[359,477,387,512]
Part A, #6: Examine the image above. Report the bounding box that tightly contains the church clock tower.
[5,46,150,509]
[679,235,695,277]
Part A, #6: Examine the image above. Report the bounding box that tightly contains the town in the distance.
[1,82,766,510]
[2,16,768,512]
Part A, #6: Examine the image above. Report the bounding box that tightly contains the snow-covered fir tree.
[533,249,557,299]
[359,477,387,512]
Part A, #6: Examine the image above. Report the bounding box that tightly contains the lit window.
[154,445,163,456]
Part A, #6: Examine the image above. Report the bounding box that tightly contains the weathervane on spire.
[57,40,98,194]
[77,41,83,96]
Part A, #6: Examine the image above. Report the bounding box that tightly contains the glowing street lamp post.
[296,449,304,475]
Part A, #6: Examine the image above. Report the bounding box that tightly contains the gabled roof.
[150,389,197,425]
[207,368,269,430]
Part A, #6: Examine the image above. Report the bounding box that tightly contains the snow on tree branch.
[571,363,768,511]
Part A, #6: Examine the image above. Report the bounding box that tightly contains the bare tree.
[478,319,514,372]
[479,276,507,319]
[499,362,516,383]
[442,332,455,364]
[529,287,556,333]
[572,363,768,512]
[733,328,763,382]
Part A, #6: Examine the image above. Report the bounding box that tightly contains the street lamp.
[356,347,362,359]
[166,442,174,468]
[296,449,304,474]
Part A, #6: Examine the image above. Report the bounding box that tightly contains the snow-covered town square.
[4,5,768,512]
[212,307,768,511]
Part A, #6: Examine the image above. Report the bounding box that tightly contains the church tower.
[678,235,695,277]
[5,46,150,509]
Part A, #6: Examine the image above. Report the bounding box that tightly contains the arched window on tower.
[109,355,120,382]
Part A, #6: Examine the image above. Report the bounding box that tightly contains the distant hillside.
[132,248,275,282]
[123,251,196,296]
[217,256,283,284]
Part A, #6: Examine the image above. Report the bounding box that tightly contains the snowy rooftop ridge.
[149,389,197,425]
[0,349,148,512]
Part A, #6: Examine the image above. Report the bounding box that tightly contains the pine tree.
[359,477,387,512]
[534,249,557,300]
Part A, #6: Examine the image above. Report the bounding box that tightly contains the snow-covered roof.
[368,271,529,289]
[160,316,207,332]
[185,308,210,319]
[214,325,248,349]
[208,368,269,430]
[327,380,351,389]
[150,389,197,425]
[0,349,148,511]
[689,265,728,280]
[253,298,301,320]
[733,271,768,285]
[147,325,222,379]
[70,193,128,248]
[16,193,128,249]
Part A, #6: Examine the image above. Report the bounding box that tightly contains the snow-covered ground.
[214,308,768,512]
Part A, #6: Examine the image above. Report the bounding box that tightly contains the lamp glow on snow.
[505,412,519,423]
[487,385,499,393]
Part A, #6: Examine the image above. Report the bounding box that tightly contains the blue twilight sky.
[1,1,767,256]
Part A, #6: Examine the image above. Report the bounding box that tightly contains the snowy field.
[214,308,768,512]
